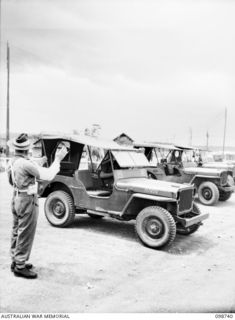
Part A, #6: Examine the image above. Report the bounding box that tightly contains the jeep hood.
[183,167,225,176]
[115,178,192,199]
[202,162,235,171]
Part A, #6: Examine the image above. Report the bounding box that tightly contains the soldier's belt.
[14,182,38,196]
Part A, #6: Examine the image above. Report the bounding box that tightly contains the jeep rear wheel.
[135,206,176,249]
[44,191,75,227]
[198,181,219,206]
[177,203,201,235]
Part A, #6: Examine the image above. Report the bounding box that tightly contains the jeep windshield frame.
[95,149,150,174]
[112,150,150,168]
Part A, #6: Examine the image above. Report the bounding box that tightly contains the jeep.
[33,134,209,249]
[197,149,235,182]
[134,142,234,206]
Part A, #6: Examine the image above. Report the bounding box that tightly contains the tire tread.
[135,206,176,249]
[198,181,219,206]
[44,191,75,227]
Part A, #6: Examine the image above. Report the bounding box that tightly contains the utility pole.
[0,0,2,73]
[189,127,192,146]
[206,131,209,151]
[222,107,227,160]
[6,42,10,156]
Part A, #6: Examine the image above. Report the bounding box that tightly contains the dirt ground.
[0,171,235,313]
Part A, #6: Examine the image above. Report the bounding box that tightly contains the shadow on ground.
[67,215,216,255]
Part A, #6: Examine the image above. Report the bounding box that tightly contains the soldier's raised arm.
[31,146,68,181]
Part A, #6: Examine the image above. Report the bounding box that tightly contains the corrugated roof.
[134,141,180,150]
[174,144,195,150]
[175,145,208,151]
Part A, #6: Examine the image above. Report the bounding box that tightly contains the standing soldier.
[7,133,67,279]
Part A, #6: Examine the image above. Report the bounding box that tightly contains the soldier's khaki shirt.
[8,155,60,189]
[9,155,40,189]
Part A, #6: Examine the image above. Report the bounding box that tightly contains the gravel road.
[0,172,235,313]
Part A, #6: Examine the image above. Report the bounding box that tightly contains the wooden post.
[6,42,10,156]
[206,131,209,151]
[222,107,227,160]
[189,127,192,146]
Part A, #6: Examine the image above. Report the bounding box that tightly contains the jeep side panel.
[40,175,131,215]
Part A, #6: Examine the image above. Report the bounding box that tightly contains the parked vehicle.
[211,151,235,165]
[199,150,235,180]
[176,147,235,184]
[33,133,209,249]
[134,142,234,206]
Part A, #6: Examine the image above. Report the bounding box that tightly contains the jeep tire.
[44,191,75,227]
[227,175,235,187]
[135,206,176,249]
[219,190,232,201]
[198,181,219,206]
[219,175,234,201]
[177,203,201,235]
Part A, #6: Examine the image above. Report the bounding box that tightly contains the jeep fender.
[38,178,76,200]
[121,193,177,218]
[190,175,220,188]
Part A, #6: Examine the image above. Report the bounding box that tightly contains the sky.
[0,0,234,147]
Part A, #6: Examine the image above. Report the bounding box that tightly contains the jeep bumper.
[175,212,209,228]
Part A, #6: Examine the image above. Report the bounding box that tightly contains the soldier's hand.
[55,146,68,162]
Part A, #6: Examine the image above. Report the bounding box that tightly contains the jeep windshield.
[112,150,150,168]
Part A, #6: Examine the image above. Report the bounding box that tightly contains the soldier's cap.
[7,133,32,151]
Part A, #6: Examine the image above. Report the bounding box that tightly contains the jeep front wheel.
[44,191,75,227]
[227,175,234,187]
[198,181,219,206]
[135,206,176,249]
[219,190,232,201]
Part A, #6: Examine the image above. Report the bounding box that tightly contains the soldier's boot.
[14,267,37,279]
[11,261,33,272]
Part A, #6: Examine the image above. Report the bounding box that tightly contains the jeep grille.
[220,172,228,186]
[178,189,193,213]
